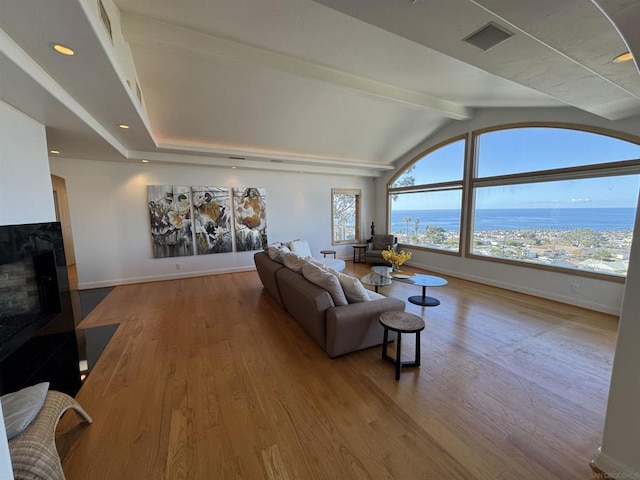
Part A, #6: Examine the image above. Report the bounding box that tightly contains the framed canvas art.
[192,186,232,254]
[147,185,194,258]
[233,187,268,251]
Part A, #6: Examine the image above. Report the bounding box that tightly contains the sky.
[392,127,640,210]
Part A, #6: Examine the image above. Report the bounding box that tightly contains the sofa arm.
[325,297,405,358]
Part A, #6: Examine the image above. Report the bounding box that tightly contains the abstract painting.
[233,187,268,251]
[147,185,194,258]
[192,186,232,254]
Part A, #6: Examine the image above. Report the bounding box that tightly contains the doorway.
[51,175,77,289]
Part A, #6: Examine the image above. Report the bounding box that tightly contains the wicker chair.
[8,391,92,480]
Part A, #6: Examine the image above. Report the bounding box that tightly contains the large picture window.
[471,126,640,277]
[388,138,465,252]
[332,188,361,245]
[388,124,640,278]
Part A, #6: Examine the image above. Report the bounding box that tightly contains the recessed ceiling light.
[49,150,60,154]
[613,51,633,63]
[141,159,149,163]
[231,166,237,169]
[118,124,130,129]
[52,43,75,56]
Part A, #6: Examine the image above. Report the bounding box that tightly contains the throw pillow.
[324,268,370,303]
[301,262,348,306]
[337,273,371,303]
[1,382,49,440]
[266,243,290,263]
[288,239,313,258]
[282,252,307,273]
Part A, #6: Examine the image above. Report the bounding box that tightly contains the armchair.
[365,234,398,265]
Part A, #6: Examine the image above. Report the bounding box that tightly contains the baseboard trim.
[591,446,639,479]
[77,265,257,290]
[406,261,620,315]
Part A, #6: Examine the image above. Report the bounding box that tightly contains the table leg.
[381,327,389,360]
[408,285,441,307]
[395,332,402,380]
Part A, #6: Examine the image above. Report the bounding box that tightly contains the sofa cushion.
[301,262,348,306]
[266,243,290,263]
[282,252,307,273]
[368,291,385,301]
[325,268,370,303]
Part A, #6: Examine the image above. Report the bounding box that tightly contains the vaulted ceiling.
[1,0,638,176]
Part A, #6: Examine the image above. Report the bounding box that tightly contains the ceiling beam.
[128,150,388,177]
[120,13,473,121]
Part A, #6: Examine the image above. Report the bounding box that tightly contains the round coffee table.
[392,274,448,307]
[361,271,392,293]
[379,311,425,380]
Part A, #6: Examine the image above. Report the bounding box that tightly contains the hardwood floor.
[57,262,618,479]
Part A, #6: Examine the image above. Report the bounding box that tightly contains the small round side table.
[379,311,425,380]
[353,244,368,263]
[320,249,337,258]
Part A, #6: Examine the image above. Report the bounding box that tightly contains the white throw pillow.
[288,239,313,258]
[282,252,307,273]
[301,262,348,306]
[1,382,49,440]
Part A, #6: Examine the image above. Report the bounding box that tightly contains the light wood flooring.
[57,262,618,479]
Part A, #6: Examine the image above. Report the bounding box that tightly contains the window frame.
[387,135,467,256]
[386,123,640,281]
[331,188,362,246]
[465,123,640,282]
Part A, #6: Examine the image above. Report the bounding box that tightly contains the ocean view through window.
[388,137,465,252]
[388,125,640,278]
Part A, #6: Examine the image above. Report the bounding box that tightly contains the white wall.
[0,402,13,479]
[375,107,640,315]
[592,193,640,478]
[0,100,55,225]
[49,157,374,289]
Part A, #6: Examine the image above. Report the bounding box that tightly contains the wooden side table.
[379,311,425,380]
[353,244,368,263]
[320,250,337,258]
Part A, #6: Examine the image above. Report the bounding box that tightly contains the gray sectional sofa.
[254,251,404,357]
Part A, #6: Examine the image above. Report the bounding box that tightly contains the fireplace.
[0,222,81,395]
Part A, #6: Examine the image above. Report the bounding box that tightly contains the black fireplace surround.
[0,222,82,396]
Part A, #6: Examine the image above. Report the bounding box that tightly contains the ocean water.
[390,208,636,232]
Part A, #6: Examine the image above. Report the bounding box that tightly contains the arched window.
[388,124,640,278]
[388,136,466,253]
[470,126,640,277]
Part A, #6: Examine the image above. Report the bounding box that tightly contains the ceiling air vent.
[98,0,113,41]
[463,22,513,51]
